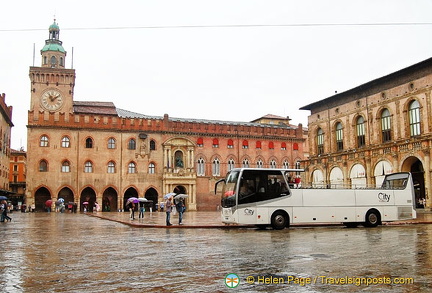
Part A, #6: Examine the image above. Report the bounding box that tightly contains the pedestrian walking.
[165,197,173,226]
[2,207,11,222]
[129,202,135,220]
[0,201,5,222]
[175,197,185,225]
[138,201,145,219]
[1,200,11,222]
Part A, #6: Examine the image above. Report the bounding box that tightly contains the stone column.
[425,149,431,210]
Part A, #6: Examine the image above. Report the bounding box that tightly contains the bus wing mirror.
[214,179,226,194]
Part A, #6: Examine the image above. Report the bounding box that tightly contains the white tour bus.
[215,168,416,229]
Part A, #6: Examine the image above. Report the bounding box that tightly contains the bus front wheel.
[364,209,381,227]
[271,211,289,230]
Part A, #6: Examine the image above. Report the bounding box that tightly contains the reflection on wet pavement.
[1,212,431,292]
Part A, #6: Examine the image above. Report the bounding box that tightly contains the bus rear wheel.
[364,209,381,227]
[271,211,289,230]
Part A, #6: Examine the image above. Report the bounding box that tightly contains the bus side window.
[281,183,289,193]
[239,179,256,204]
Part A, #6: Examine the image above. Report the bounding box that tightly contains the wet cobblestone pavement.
[1,211,432,292]
[89,209,432,228]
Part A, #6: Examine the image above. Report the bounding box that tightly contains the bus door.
[237,177,258,224]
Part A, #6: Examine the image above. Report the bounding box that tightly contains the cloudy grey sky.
[1,0,431,150]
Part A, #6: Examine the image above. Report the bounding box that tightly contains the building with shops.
[0,93,13,198]
[26,21,306,212]
[9,148,26,208]
[300,57,432,209]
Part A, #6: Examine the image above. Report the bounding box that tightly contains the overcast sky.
[1,0,431,151]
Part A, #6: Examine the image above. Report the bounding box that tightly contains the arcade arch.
[374,160,393,186]
[144,187,158,211]
[34,186,51,212]
[80,187,96,212]
[350,164,366,187]
[402,156,425,208]
[329,167,344,188]
[102,187,118,212]
[123,187,139,210]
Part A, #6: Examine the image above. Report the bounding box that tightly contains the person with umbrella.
[138,198,147,219]
[126,198,138,220]
[45,199,53,213]
[174,195,186,225]
[1,198,11,222]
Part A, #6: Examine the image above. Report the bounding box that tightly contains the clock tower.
[29,20,75,113]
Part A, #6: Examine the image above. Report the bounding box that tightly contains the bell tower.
[29,19,75,113]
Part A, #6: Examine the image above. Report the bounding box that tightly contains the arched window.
[281,142,287,150]
[40,135,49,147]
[242,140,249,149]
[39,160,48,172]
[85,137,93,148]
[107,161,116,173]
[283,160,289,169]
[295,161,301,172]
[227,139,234,149]
[128,162,136,174]
[409,100,421,136]
[61,136,70,148]
[317,128,324,154]
[197,138,204,147]
[270,159,277,168]
[212,138,219,148]
[61,161,70,173]
[228,159,235,171]
[256,159,263,168]
[256,141,262,149]
[212,158,220,176]
[148,162,155,174]
[356,116,366,147]
[84,161,93,173]
[107,137,116,149]
[242,159,249,168]
[150,140,156,150]
[335,122,343,151]
[197,158,205,176]
[50,56,57,66]
[128,138,136,150]
[381,108,391,142]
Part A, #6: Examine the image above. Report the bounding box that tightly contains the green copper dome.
[41,20,65,53]
[41,42,65,53]
[49,21,60,31]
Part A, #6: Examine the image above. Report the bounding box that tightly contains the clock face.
[41,89,64,111]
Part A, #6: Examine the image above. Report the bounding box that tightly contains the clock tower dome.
[29,20,75,113]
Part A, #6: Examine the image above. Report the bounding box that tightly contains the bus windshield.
[220,169,291,208]
[221,170,239,208]
[381,172,409,189]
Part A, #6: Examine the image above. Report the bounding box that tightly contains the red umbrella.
[45,200,53,207]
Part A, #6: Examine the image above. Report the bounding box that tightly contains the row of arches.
[32,185,186,212]
[310,156,425,207]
